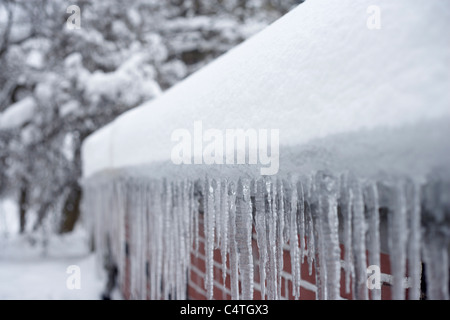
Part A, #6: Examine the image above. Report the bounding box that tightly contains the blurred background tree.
[0,0,303,236]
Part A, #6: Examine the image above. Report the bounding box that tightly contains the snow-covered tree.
[0,0,302,234]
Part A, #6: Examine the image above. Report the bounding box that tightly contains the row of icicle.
[82,171,449,300]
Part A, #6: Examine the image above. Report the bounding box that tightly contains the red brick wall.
[119,210,410,300]
[187,214,395,300]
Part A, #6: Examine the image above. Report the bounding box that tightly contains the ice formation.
[82,171,449,300]
[80,0,450,300]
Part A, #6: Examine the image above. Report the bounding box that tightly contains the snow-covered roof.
[82,0,450,179]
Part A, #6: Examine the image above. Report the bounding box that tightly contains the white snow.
[85,52,161,104]
[0,97,36,130]
[80,0,450,301]
[0,199,20,236]
[0,229,107,300]
[82,0,450,179]
[62,132,75,161]
[59,101,80,117]
[25,50,45,69]
[0,200,110,300]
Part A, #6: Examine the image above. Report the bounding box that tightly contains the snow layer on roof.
[82,123,113,178]
[82,0,450,179]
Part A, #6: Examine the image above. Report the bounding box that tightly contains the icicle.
[405,181,421,300]
[128,181,136,299]
[305,201,315,277]
[186,191,193,299]
[228,180,239,300]
[149,181,158,300]
[115,180,127,295]
[287,179,301,299]
[147,181,155,300]
[188,180,194,252]
[132,181,139,300]
[145,182,151,300]
[182,180,191,300]
[115,182,123,269]
[186,179,195,276]
[420,178,449,300]
[302,175,315,277]
[236,178,254,300]
[215,178,222,249]
[171,181,179,299]
[296,180,306,264]
[85,165,450,302]
[339,173,354,294]
[193,180,201,257]
[311,174,327,300]
[204,178,216,299]
[364,182,381,300]
[181,180,190,300]
[351,177,368,300]
[283,182,290,245]
[131,181,139,300]
[166,182,177,300]
[255,178,267,299]
[136,181,143,300]
[162,178,173,300]
[152,180,164,300]
[220,180,229,284]
[140,181,148,300]
[422,232,449,300]
[387,181,408,300]
[275,179,284,300]
[265,178,278,300]
[318,172,340,300]
[93,183,102,278]
[174,181,184,300]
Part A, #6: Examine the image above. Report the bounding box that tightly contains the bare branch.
[0,0,14,59]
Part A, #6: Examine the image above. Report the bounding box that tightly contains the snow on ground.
[0,200,114,300]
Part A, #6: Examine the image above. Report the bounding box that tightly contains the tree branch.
[0,0,14,59]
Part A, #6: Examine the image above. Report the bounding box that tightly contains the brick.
[191,253,206,273]
[300,287,316,300]
[195,238,206,256]
[300,259,315,284]
[221,271,231,290]
[213,263,224,283]
[381,282,392,300]
[197,217,206,239]
[282,250,291,274]
[213,284,226,300]
[280,277,287,299]
[286,279,295,300]
[253,288,262,300]
[380,252,391,274]
[188,285,207,300]
[124,200,405,301]
[339,244,346,260]
[339,267,353,300]
[254,263,261,284]
[213,248,222,264]
[190,268,205,289]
